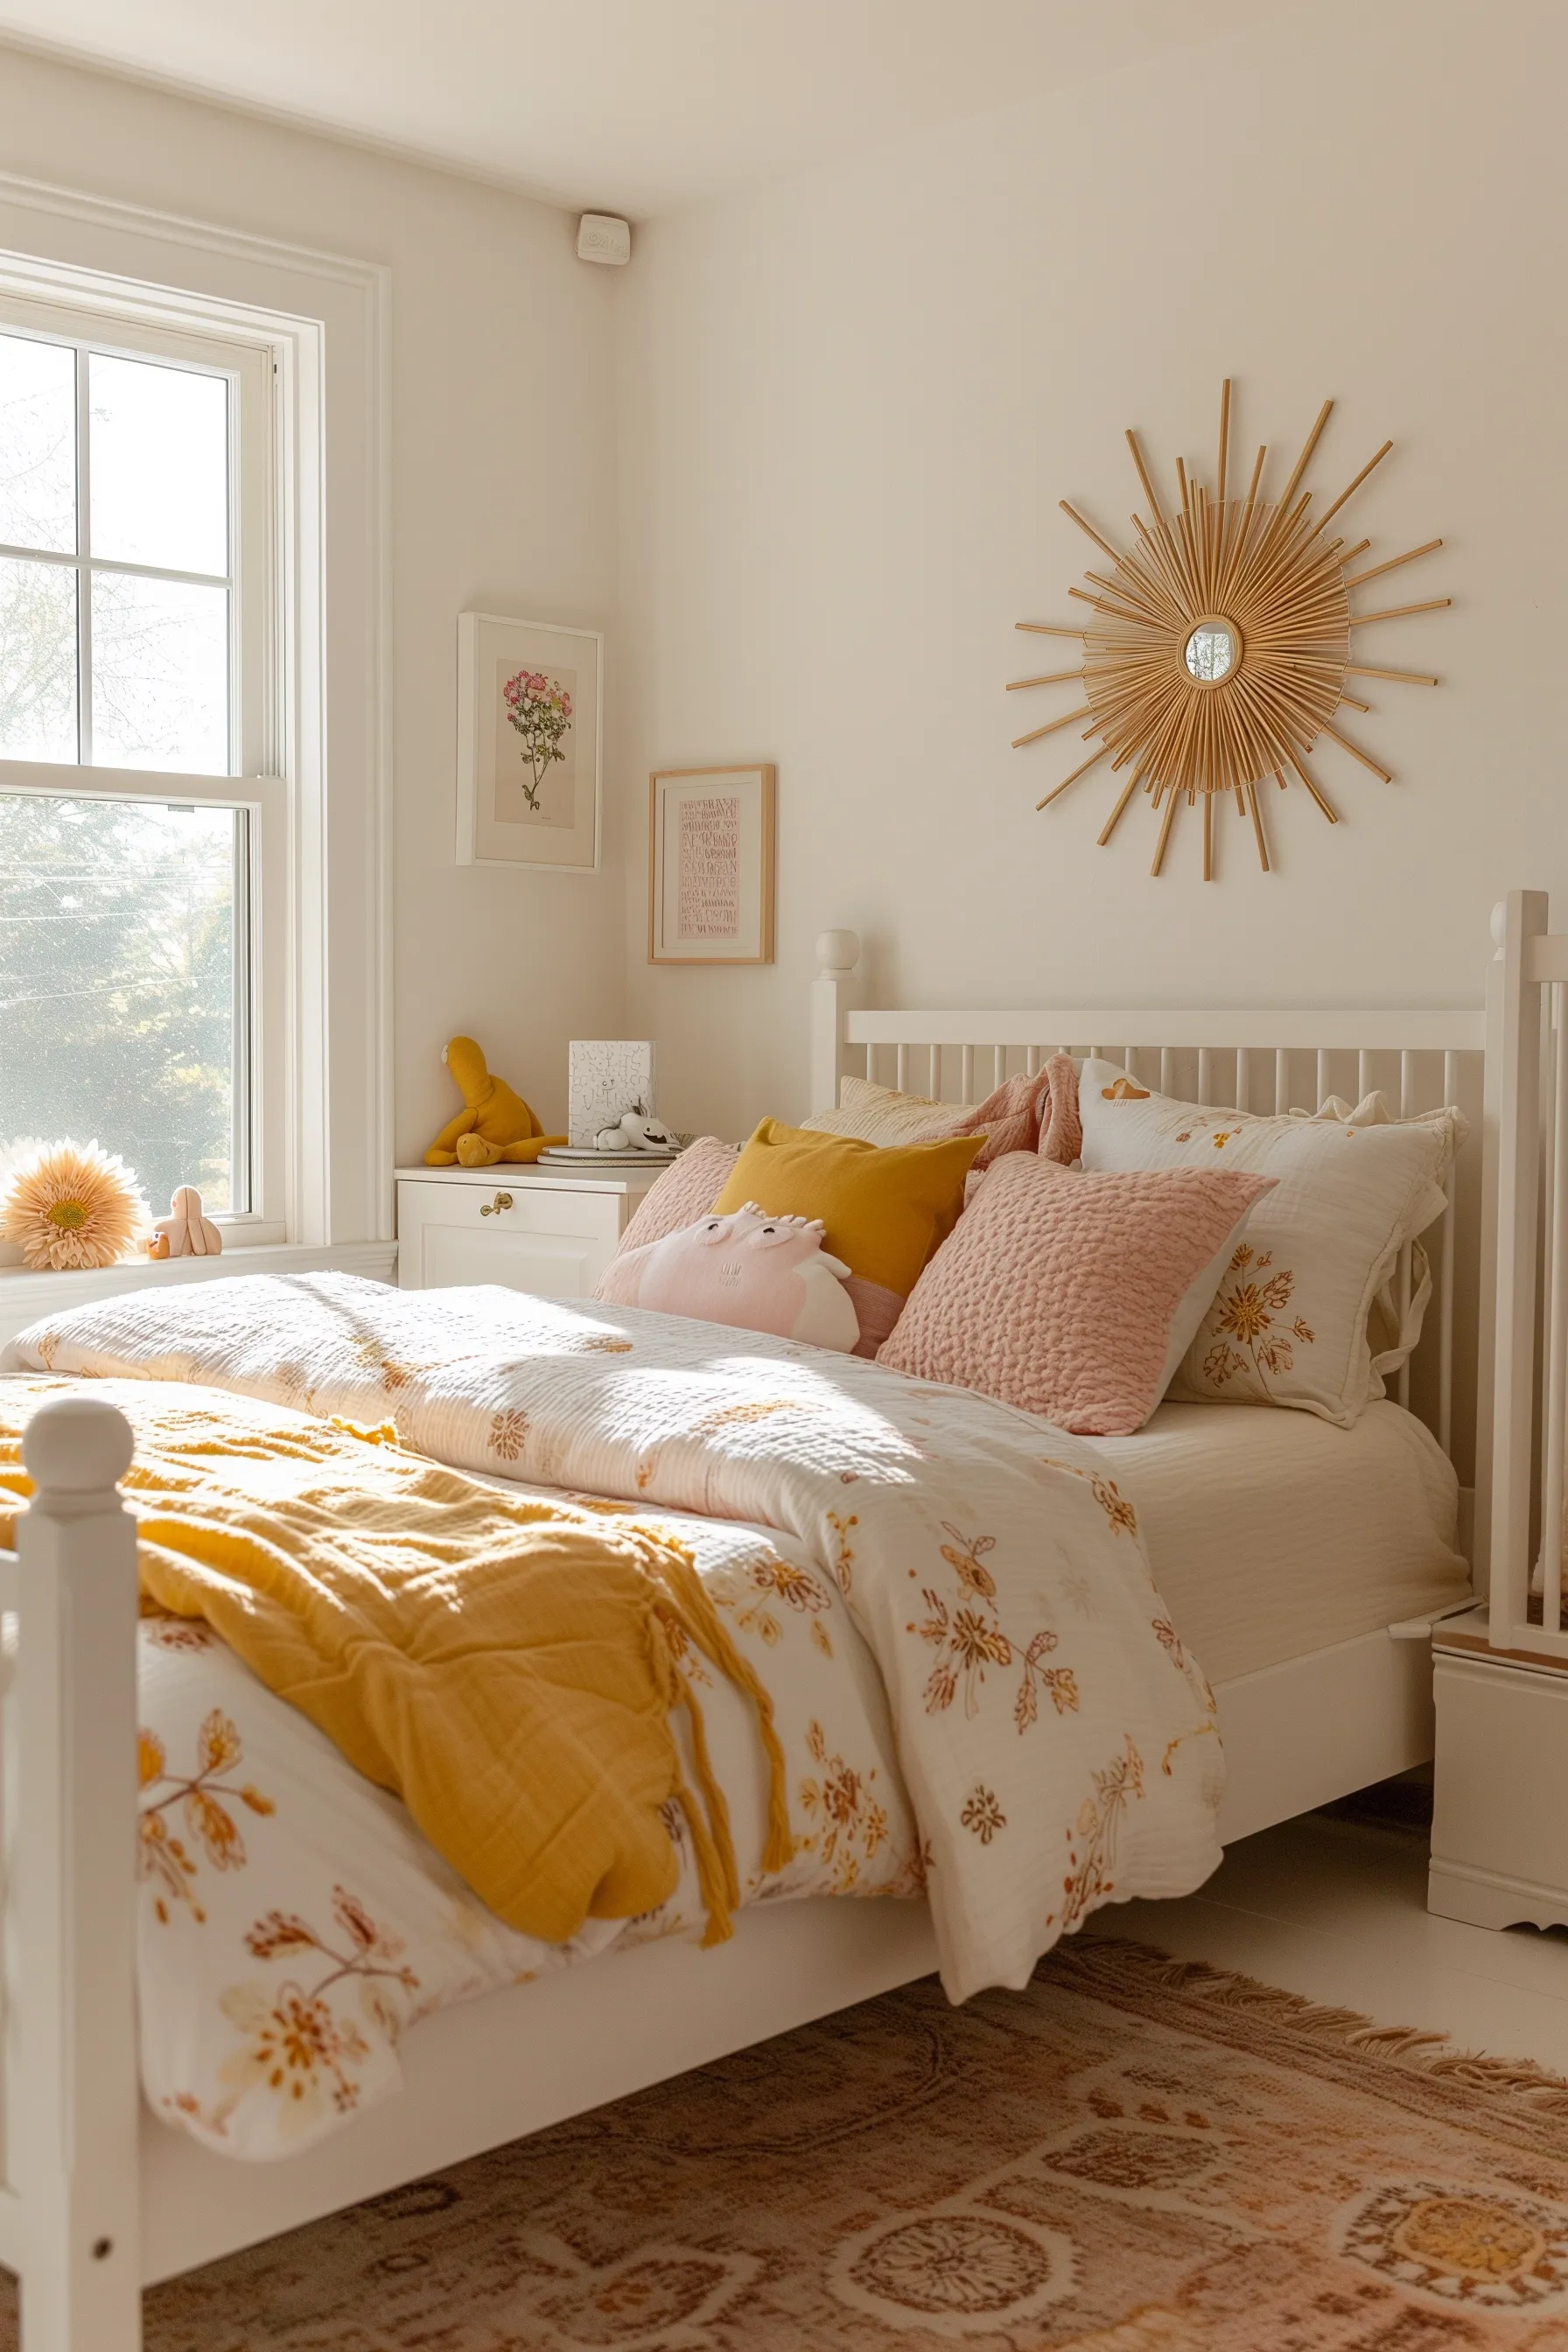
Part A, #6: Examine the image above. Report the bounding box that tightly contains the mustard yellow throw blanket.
[0,1379,791,1945]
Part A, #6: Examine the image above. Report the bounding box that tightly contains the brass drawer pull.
[480,1191,514,1217]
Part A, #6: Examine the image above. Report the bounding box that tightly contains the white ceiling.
[0,0,1291,220]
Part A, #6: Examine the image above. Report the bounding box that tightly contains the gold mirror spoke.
[1319,720,1394,783]
[1058,500,1124,564]
[1247,779,1271,872]
[1342,539,1443,592]
[1151,784,1181,875]
[1035,743,1113,811]
[1348,598,1453,625]
[1097,767,1145,846]
[1346,662,1439,687]
[1283,747,1339,824]
[1010,704,1096,751]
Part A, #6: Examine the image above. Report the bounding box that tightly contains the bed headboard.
[810,929,1490,1531]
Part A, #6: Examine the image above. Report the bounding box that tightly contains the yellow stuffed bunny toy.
[424,1037,567,1167]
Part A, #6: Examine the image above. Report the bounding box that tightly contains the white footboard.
[2,1397,142,2352]
[0,1396,943,2344]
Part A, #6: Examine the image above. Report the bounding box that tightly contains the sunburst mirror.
[1010,382,1449,878]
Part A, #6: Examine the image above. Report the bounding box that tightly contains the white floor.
[1087,1807,1568,2076]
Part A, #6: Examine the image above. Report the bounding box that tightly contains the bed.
[0,935,1489,2348]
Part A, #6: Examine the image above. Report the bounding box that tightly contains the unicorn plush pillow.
[594,1203,859,1353]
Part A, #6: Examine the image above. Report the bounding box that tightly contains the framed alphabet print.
[648,764,776,964]
[457,612,602,871]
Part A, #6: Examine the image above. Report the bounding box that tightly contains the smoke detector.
[578,214,632,266]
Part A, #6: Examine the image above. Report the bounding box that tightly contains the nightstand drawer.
[396,1178,633,1299]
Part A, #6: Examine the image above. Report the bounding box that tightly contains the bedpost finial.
[1490,900,1508,956]
[22,1396,135,1496]
[816,929,860,977]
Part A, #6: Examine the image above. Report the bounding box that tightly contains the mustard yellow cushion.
[712,1118,983,1298]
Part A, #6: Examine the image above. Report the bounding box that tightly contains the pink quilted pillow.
[601,1138,739,1269]
[878,1153,1275,1435]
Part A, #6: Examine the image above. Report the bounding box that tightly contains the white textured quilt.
[4,1273,1224,2157]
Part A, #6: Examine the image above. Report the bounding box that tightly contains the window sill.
[0,1239,397,1348]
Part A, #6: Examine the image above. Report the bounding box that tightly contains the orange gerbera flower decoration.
[0,1139,149,1270]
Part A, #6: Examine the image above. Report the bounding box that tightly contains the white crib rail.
[1,1396,142,2350]
[1487,889,1568,1661]
[810,929,1487,1483]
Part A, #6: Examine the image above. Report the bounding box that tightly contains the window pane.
[0,794,237,1211]
[0,556,77,761]
[0,332,75,555]
[91,572,228,774]
[88,353,228,578]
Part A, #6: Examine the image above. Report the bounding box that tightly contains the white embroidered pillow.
[1077,1060,1467,1427]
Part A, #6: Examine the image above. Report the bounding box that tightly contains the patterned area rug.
[13,1936,1568,2349]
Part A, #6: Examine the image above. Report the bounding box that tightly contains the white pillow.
[802,1074,977,1146]
[1078,1061,1467,1427]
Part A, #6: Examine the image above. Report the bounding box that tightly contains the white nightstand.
[1429,1607,1568,1934]
[395,1165,660,1300]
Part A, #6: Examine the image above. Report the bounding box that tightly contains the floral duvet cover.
[3,1273,1224,2161]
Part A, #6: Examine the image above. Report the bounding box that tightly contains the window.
[0,298,280,1230]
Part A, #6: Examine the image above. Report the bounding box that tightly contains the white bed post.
[809,930,860,1116]
[1485,891,1549,1649]
[15,1397,142,2352]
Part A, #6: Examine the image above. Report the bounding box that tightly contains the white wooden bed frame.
[0,932,1493,2347]
[1474,887,1568,1659]
[1426,889,1568,1935]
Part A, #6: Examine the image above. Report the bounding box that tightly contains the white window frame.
[0,290,287,1237]
[0,177,393,1272]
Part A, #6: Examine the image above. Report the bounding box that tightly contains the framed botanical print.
[456,612,602,871]
[648,764,776,963]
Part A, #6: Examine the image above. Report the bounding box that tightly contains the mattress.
[1085,1397,1470,1685]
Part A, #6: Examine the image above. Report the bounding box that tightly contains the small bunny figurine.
[148,1185,223,1260]
[593,1110,677,1154]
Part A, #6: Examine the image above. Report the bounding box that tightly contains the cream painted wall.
[0,44,623,1162]
[614,0,1568,1139]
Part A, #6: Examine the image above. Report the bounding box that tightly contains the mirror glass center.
[1184,619,1239,684]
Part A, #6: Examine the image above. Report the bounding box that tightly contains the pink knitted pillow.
[945,1053,1082,1170]
[878,1154,1275,1436]
[805,1054,1081,1168]
[601,1138,738,1266]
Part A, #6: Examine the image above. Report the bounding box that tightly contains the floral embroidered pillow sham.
[1077,1060,1468,1426]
